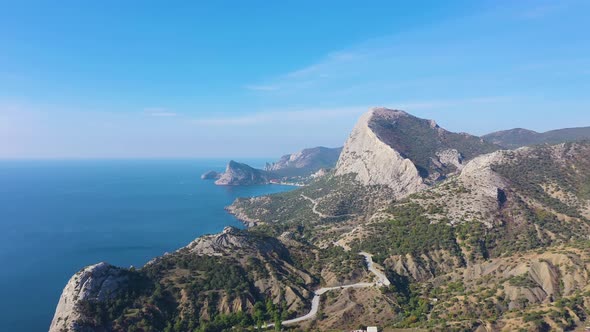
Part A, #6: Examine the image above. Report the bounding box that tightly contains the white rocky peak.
[335,108,426,198]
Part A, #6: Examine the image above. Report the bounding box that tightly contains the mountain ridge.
[335,107,498,197]
[483,126,590,149]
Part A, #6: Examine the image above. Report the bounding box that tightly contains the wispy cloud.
[283,51,364,81]
[192,106,365,127]
[144,108,177,117]
[191,96,510,127]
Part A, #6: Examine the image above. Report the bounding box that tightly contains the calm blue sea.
[0,159,294,332]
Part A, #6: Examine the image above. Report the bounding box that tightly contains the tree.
[274,312,282,331]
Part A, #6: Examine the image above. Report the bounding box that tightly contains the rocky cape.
[202,146,342,186]
[214,160,270,185]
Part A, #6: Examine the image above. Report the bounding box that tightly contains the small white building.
[367,327,378,332]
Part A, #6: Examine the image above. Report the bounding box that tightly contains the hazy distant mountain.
[483,126,590,149]
[265,146,342,177]
[202,146,342,185]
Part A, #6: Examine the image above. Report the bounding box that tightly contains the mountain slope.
[336,108,498,192]
[51,108,590,332]
[231,108,502,226]
[50,227,319,332]
[483,126,590,149]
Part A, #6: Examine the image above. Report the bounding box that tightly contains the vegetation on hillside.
[368,114,498,179]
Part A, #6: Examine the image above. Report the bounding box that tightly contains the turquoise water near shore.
[0,159,294,331]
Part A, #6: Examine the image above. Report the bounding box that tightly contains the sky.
[1,0,589,159]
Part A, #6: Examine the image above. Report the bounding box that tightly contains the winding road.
[300,194,357,219]
[265,252,391,328]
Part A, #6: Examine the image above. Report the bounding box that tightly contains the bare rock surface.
[49,262,128,332]
[335,108,426,198]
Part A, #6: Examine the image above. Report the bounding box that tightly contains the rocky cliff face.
[335,108,426,198]
[49,263,128,332]
[215,160,270,185]
[265,146,342,176]
[335,107,497,198]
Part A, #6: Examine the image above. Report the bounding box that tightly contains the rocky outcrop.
[200,170,221,180]
[435,148,464,172]
[265,146,342,177]
[49,263,128,332]
[50,226,315,331]
[185,226,288,257]
[458,150,509,199]
[215,160,270,185]
[335,107,498,198]
[335,108,426,198]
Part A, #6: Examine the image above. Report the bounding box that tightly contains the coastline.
[269,181,305,187]
[225,202,261,227]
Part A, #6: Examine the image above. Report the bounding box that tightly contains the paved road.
[264,252,390,328]
[300,194,329,218]
[359,252,391,286]
[300,194,357,219]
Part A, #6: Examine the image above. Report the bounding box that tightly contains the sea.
[0,159,295,331]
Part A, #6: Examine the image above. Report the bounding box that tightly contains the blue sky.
[1,0,589,158]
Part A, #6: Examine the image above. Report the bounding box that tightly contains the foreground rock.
[50,227,316,332]
[49,263,128,332]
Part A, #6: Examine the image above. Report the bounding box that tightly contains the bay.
[0,159,294,331]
